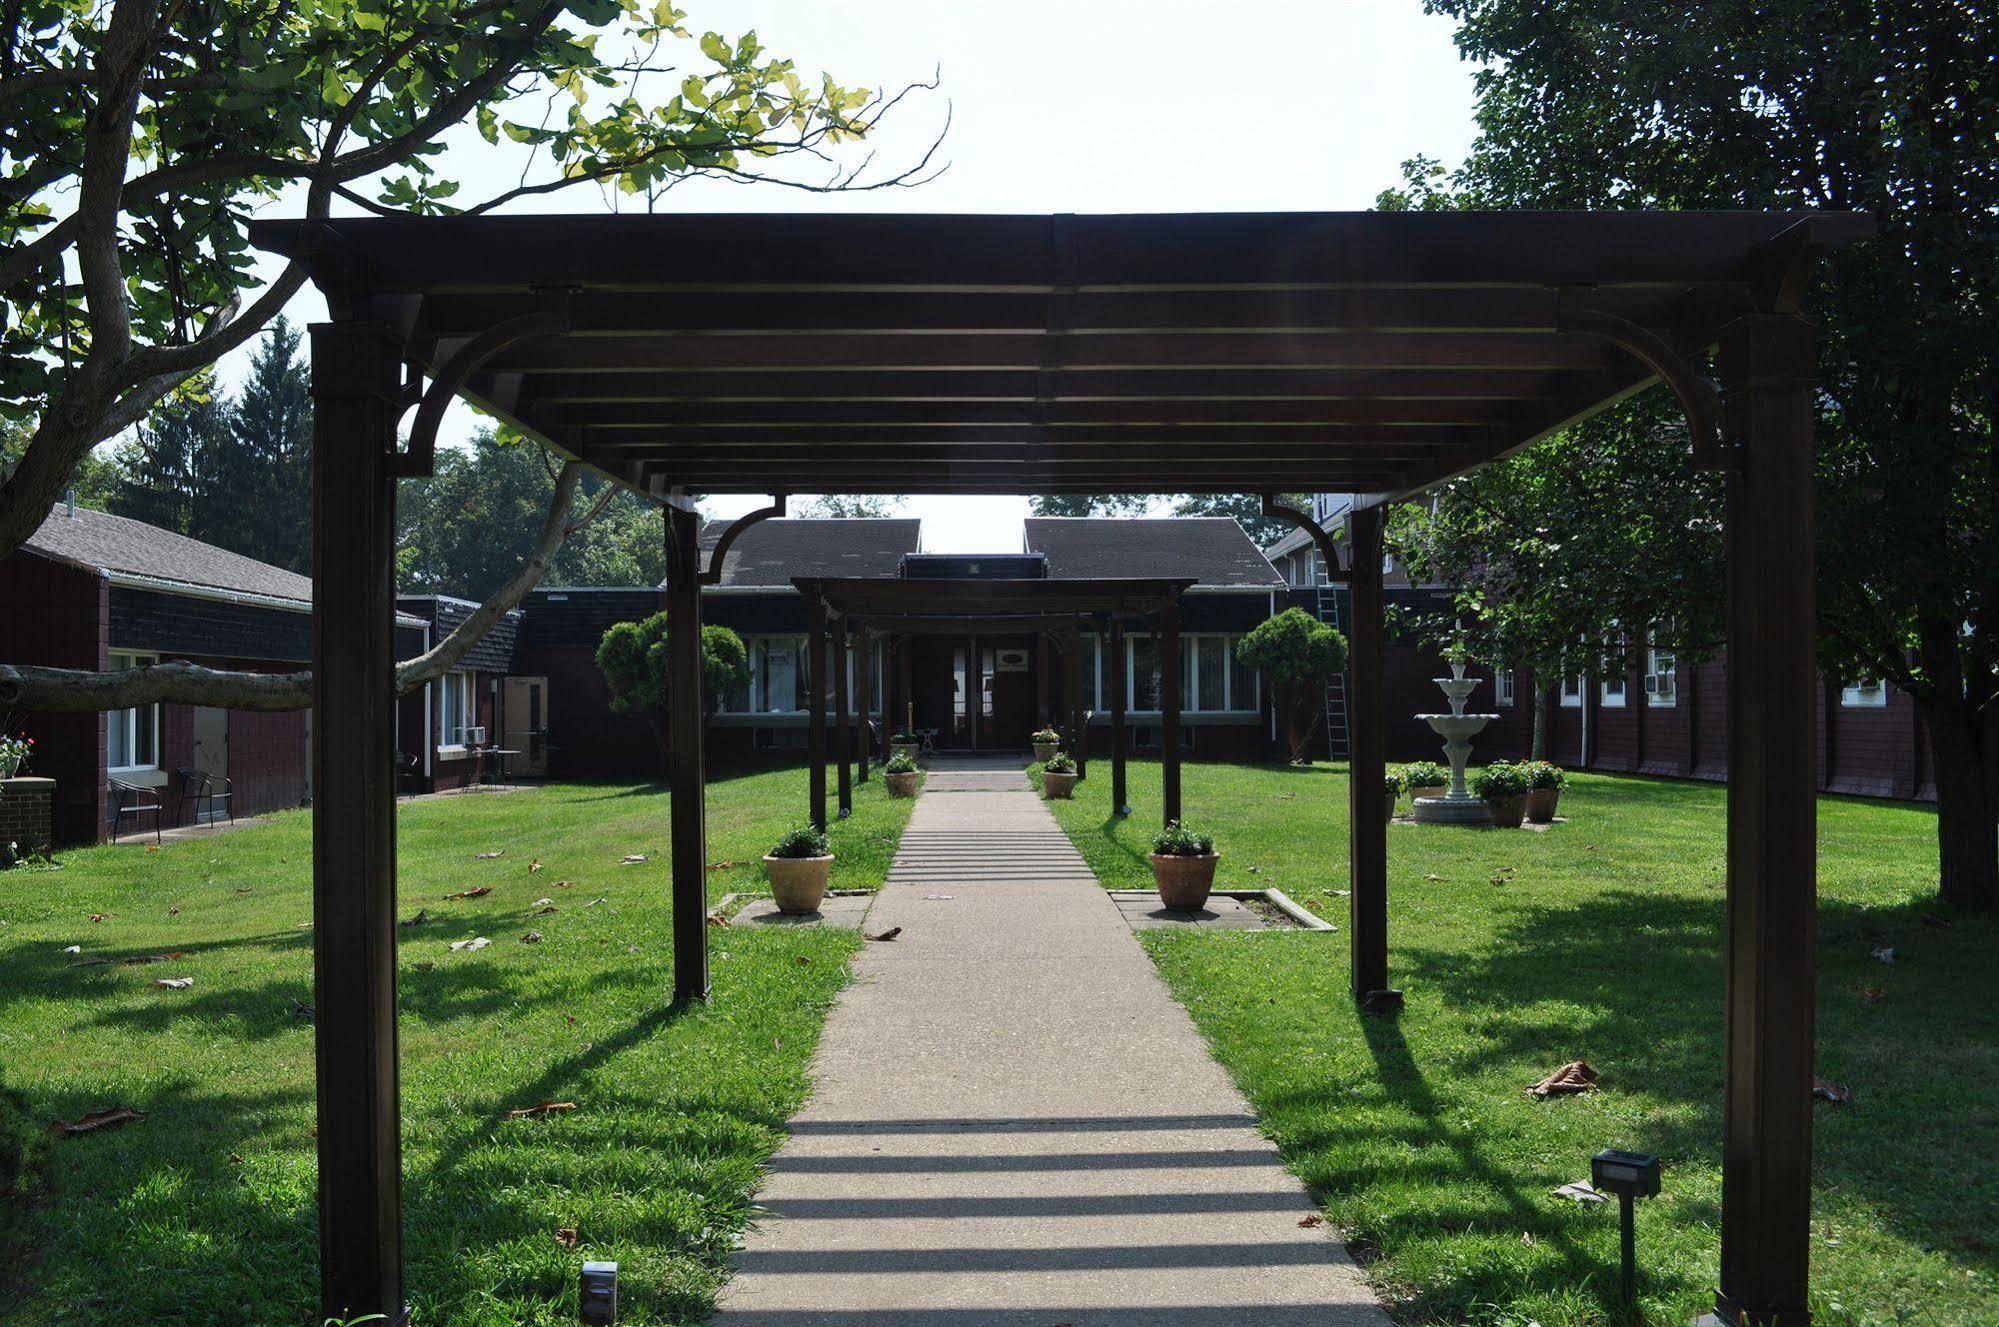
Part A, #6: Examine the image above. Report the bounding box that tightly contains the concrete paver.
[711,754,1386,1327]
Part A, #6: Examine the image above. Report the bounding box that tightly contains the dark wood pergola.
[792,576,1195,826]
[255,208,1869,1327]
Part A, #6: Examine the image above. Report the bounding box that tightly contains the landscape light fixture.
[579,1259,618,1324]
[1590,1148,1662,1304]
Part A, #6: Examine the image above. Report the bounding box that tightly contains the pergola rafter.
[263,208,1870,1327]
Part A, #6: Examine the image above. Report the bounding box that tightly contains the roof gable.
[24,505,314,604]
[698,517,921,587]
[1024,517,1281,588]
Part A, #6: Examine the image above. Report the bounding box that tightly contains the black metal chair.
[174,767,234,828]
[109,778,163,845]
[396,751,424,799]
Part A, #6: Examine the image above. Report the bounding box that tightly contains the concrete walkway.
[713,754,1385,1327]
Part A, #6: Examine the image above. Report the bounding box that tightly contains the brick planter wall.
[0,778,56,858]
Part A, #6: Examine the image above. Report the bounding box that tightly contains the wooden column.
[1066,623,1087,778]
[1110,617,1130,815]
[665,504,709,1003]
[834,614,852,818]
[309,320,408,1326]
[1161,594,1183,825]
[1346,506,1395,1009]
[1713,313,1819,1327]
[856,628,873,784]
[808,601,828,830]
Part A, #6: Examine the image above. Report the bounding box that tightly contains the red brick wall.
[0,552,107,843]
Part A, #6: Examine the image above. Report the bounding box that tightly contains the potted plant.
[1031,727,1061,763]
[1383,768,1405,819]
[763,824,833,914]
[1525,761,1567,822]
[1401,760,1448,803]
[1040,751,1079,798]
[889,730,922,762]
[1470,762,1533,829]
[882,752,923,798]
[1150,819,1219,910]
[0,733,31,780]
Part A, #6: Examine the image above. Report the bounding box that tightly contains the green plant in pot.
[1401,760,1448,803]
[1040,751,1079,798]
[889,730,922,762]
[1523,760,1567,822]
[764,824,833,914]
[882,752,923,798]
[1383,768,1405,820]
[1470,762,1533,829]
[1031,726,1062,762]
[1150,819,1219,910]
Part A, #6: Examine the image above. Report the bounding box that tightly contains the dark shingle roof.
[1025,517,1282,587]
[25,505,314,603]
[698,518,922,587]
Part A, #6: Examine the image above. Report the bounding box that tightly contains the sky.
[229,0,1483,552]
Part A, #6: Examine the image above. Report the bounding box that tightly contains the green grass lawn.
[0,768,911,1327]
[1041,758,1998,1327]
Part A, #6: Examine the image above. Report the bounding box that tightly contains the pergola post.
[1065,622,1087,778]
[1110,617,1130,815]
[834,614,853,818]
[665,504,709,1003]
[309,321,408,1327]
[808,600,828,831]
[1711,313,1819,1327]
[1161,593,1183,825]
[1346,506,1395,1010]
[856,628,873,783]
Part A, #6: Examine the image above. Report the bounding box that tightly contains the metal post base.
[1359,988,1404,1014]
[1698,1294,1812,1327]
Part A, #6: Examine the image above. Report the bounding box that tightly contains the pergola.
[790,575,1196,826]
[253,208,1869,1327]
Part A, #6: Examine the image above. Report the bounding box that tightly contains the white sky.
[225,0,1481,552]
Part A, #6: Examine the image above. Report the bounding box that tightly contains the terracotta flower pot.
[1527,787,1561,823]
[1409,784,1447,803]
[1032,741,1059,763]
[1041,770,1078,799]
[1484,794,1529,829]
[884,770,922,798]
[890,741,922,763]
[1151,852,1220,911]
[764,853,833,914]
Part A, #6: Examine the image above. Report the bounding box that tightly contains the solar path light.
[1591,1148,1662,1304]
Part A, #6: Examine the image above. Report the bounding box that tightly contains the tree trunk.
[645,706,672,778]
[1276,682,1318,764]
[1531,685,1553,760]
[1922,697,1998,909]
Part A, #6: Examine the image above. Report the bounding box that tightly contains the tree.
[795,495,898,519]
[1236,608,1348,765]
[107,373,229,536]
[219,317,313,572]
[1029,494,1152,518]
[1403,0,1999,907]
[1172,493,1312,547]
[0,0,934,714]
[595,611,749,768]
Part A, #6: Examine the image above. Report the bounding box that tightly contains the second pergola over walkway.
[254,207,1870,1327]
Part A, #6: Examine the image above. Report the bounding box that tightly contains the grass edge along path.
[0,768,912,1327]
[1040,756,1997,1327]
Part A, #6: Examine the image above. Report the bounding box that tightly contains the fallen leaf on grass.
[586,897,609,908]
[619,854,649,865]
[554,879,573,889]
[234,887,253,894]
[1297,1214,1323,1228]
[444,887,492,901]
[145,845,160,853]
[1812,1078,1852,1106]
[400,909,429,928]
[1552,1180,1608,1204]
[507,1100,575,1119]
[59,945,81,955]
[89,912,115,923]
[706,913,730,928]
[529,859,543,873]
[413,960,436,972]
[1425,874,1443,882]
[532,898,554,908]
[1870,946,1896,964]
[521,931,543,944]
[475,851,504,859]
[554,1227,580,1248]
[1863,985,1886,1003]
[450,936,491,953]
[1526,1061,1598,1097]
[794,955,811,966]
[167,906,180,917]
[866,927,903,942]
[154,977,194,990]
[533,905,558,915]
[48,1106,145,1138]
[707,860,742,871]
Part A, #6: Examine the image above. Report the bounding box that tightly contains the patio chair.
[396,751,424,799]
[174,767,233,828]
[109,778,163,845]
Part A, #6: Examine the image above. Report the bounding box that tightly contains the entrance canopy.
[250,210,1868,503]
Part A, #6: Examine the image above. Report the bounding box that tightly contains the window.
[1600,674,1627,707]
[1495,670,1515,706]
[440,671,474,745]
[1560,676,1585,708]
[107,651,158,771]
[1841,678,1888,708]
[1646,643,1678,707]
[720,636,810,714]
[1110,633,1257,714]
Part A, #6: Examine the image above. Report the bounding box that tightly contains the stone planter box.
[764,854,833,914]
[1041,770,1078,799]
[1484,794,1529,829]
[1151,852,1220,911]
[1408,784,1446,803]
[884,770,922,798]
[1527,787,1562,823]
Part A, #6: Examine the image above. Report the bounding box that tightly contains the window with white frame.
[1094,633,1258,714]
[1646,641,1679,707]
[1841,678,1889,708]
[106,650,159,771]
[719,635,811,714]
[1600,672,1628,707]
[439,671,475,746]
[1560,675,1585,708]
[1495,670,1515,706]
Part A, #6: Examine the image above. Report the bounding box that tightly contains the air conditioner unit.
[464,725,487,745]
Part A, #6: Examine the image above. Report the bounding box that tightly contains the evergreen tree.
[109,376,229,536]
[218,318,313,572]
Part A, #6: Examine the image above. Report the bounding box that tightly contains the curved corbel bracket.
[699,495,787,585]
[393,287,575,479]
[1556,286,1729,471]
[1260,494,1349,584]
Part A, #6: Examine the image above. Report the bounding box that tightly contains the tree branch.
[0,660,310,712]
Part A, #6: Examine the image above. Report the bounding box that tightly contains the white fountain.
[1411,634,1500,826]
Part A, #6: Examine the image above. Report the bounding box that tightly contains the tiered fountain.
[1411,635,1500,826]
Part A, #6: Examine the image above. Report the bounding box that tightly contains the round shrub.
[769,825,831,859]
[1470,762,1533,799]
